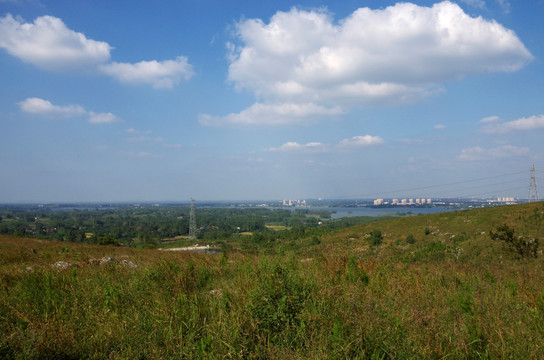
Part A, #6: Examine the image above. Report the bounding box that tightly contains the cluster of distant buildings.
[373,198,432,206]
[488,197,516,204]
[495,197,515,202]
[282,199,307,207]
[373,196,518,206]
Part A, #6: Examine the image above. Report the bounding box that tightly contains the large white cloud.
[0,14,111,70]
[0,14,193,89]
[205,1,533,125]
[18,97,119,124]
[229,1,532,103]
[100,57,194,89]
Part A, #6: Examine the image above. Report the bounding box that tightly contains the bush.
[96,235,119,246]
[406,234,416,244]
[489,224,539,258]
[311,235,321,245]
[370,229,383,245]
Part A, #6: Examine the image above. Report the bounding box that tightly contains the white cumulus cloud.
[18,97,119,124]
[88,111,120,124]
[199,102,342,126]
[338,135,385,147]
[0,14,194,89]
[18,97,86,117]
[229,2,532,103]
[0,14,111,70]
[100,56,194,89]
[480,114,544,134]
[212,1,533,125]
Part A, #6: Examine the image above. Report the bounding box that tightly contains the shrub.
[406,234,416,244]
[489,224,539,258]
[424,227,431,236]
[97,235,119,246]
[311,235,321,245]
[370,230,383,246]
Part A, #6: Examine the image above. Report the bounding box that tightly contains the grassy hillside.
[1,202,544,359]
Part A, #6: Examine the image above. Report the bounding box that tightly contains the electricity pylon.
[529,164,539,202]
[189,198,197,240]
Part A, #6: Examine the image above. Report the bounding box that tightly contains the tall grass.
[1,202,544,358]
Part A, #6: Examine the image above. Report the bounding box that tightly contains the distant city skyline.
[1,1,543,203]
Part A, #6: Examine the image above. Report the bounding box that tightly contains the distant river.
[287,206,456,219]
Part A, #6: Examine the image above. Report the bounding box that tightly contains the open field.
[266,225,290,231]
[1,202,544,358]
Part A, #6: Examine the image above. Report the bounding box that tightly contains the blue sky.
[1,0,543,202]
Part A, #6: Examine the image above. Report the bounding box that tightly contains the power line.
[445,178,526,195]
[339,170,528,199]
[458,186,527,199]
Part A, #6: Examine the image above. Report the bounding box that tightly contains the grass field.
[266,225,290,231]
[1,202,544,358]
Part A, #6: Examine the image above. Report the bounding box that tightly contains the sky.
[1,0,543,203]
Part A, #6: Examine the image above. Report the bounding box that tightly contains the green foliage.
[345,255,369,285]
[247,257,313,339]
[0,205,340,248]
[490,224,539,258]
[370,229,383,245]
[406,234,416,244]
[96,235,119,246]
[424,227,431,235]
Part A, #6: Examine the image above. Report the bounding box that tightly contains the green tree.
[490,224,539,258]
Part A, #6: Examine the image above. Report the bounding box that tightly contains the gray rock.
[121,259,138,268]
[52,261,72,270]
[100,257,118,264]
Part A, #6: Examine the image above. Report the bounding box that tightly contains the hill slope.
[1,202,544,359]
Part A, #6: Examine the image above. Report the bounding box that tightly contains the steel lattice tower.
[189,198,197,240]
[529,164,539,202]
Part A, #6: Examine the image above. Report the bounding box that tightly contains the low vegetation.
[1,202,544,358]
